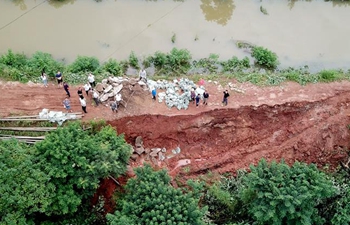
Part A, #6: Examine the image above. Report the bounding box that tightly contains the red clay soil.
[1,79,350,178]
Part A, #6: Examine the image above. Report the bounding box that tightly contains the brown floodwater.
[0,0,350,72]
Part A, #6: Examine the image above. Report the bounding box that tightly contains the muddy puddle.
[0,0,350,72]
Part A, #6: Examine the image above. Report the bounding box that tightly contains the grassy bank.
[0,48,349,86]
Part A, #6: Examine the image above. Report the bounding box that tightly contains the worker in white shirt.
[84,83,91,96]
[88,73,96,88]
[92,89,99,106]
[139,69,147,82]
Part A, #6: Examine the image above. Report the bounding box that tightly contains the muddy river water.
[0,0,350,72]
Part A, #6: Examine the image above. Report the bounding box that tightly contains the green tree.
[107,164,206,225]
[34,122,131,216]
[102,59,123,76]
[68,55,100,73]
[251,46,279,69]
[239,159,335,225]
[0,139,55,225]
[26,51,64,78]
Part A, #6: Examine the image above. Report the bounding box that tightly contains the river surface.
[0,0,350,72]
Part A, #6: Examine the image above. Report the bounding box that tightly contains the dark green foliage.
[142,56,152,68]
[167,48,192,73]
[107,164,206,225]
[239,159,335,225]
[128,51,140,69]
[102,59,123,76]
[26,51,64,78]
[221,56,250,73]
[318,170,350,225]
[119,60,130,73]
[68,55,100,73]
[203,172,250,225]
[318,69,339,82]
[0,122,131,224]
[34,122,131,216]
[193,53,220,74]
[0,50,29,82]
[0,49,27,68]
[151,51,167,70]
[0,139,55,224]
[251,46,279,69]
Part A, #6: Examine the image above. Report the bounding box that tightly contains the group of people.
[190,89,230,107]
[44,71,98,114]
[191,89,210,107]
[44,68,231,115]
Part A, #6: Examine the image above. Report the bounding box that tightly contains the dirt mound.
[109,93,350,177]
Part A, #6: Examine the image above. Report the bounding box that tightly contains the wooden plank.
[0,134,45,139]
[4,115,39,119]
[0,117,81,122]
[0,127,57,131]
[3,112,82,119]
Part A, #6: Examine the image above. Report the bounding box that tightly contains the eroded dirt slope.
[110,93,350,177]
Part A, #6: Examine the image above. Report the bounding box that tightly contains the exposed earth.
[1,79,350,178]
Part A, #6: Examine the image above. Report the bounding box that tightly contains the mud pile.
[109,94,350,177]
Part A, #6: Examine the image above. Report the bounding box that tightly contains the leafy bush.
[34,122,131,216]
[251,46,278,69]
[221,56,250,73]
[142,56,152,68]
[193,54,220,73]
[128,51,139,69]
[107,164,206,225]
[0,49,27,68]
[0,139,55,224]
[151,51,167,70]
[166,48,192,74]
[318,70,339,82]
[68,56,100,73]
[102,59,123,76]
[203,172,250,225]
[26,51,64,79]
[239,159,335,225]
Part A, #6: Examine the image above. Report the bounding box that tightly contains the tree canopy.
[0,122,131,224]
[107,164,206,225]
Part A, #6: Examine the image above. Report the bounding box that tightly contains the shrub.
[68,56,100,73]
[128,51,139,69]
[318,70,339,82]
[0,67,29,83]
[26,51,64,79]
[239,159,335,225]
[166,48,192,74]
[221,56,250,72]
[107,164,206,225]
[193,53,220,73]
[251,46,278,69]
[0,49,27,68]
[102,59,123,76]
[142,56,152,68]
[151,51,167,70]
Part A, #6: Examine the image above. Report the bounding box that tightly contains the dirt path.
[1,79,350,177]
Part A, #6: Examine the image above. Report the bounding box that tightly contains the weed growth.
[128,51,139,69]
[171,33,176,43]
[251,46,279,69]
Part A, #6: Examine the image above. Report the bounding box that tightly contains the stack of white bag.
[38,109,76,125]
